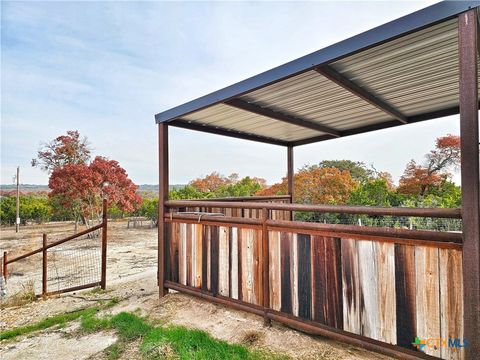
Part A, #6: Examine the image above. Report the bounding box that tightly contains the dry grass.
[241,330,262,346]
[1,280,36,308]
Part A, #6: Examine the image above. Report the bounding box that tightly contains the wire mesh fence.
[46,236,102,293]
[1,232,104,302]
[1,200,107,300]
[293,212,462,232]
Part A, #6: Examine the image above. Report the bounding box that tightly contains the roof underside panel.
[181,104,321,142]
[159,2,480,146]
[239,70,390,131]
[332,18,480,117]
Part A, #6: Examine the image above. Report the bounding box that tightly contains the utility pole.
[15,166,20,233]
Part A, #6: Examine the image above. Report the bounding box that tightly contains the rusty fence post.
[42,233,47,297]
[2,251,7,284]
[101,198,107,290]
[459,8,480,358]
[262,207,271,326]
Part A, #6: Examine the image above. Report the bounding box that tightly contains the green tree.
[317,160,374,183]
[348,179,403,207]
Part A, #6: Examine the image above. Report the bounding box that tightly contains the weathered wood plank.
[280,232,292,314]
[165,222,171,282]
[179,223,187,286]
[171,222,179,283]
[311,235,327,324]
[218,226,230,296]
[325,237,343,329]
[439,249,464,360]
[230,227,239,299]
[358,240,379,340]
[194,224,202,288]
[415,246,440,357]
[291,234,299,317]
[202,225,209,291]
[375,242,396,344]
[269,231,282,311]
[186,224,192,287]
[210,226,219,296]
[254,229,262,306]
[297,233,311,320]
[395,244,416,349]
[238,228,243,301]
[342,238,361,335]
[241,228,256,304]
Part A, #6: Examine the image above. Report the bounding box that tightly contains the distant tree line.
[0,133,464,230]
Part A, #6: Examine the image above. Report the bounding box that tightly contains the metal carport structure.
[155,1,480,359]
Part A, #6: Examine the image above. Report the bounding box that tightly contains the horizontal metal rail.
[197,195,292,202]
[165,200,462,218]
[165,214,462,248]
[5,223,103,265]
[43,281,102,297]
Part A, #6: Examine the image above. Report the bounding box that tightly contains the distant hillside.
[0,184,186,193]
[0,184,49,192]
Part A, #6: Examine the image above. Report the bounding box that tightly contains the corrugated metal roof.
[156,1,480,146]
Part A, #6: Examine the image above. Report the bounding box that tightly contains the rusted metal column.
[158,123,169,297]
[42,233,47,296]
[262,207,271,326]
[287,146,294,201]
[2,251,7,284]
[100,198,107,290]
[459,8,480,358]
[287,145,294,221]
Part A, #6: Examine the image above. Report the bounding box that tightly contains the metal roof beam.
[224,98,341,137]
[291,102,480,147]
[169,119,290,147]
[315,66,408,124]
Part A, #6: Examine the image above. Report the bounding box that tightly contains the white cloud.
[2,0,455,187]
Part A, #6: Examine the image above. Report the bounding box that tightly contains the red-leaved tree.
[398,134,461,196]
[32,130,91,172]
[49,156,141,227]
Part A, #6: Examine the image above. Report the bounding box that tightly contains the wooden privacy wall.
[166,221,263,305]
[166,221,464,360]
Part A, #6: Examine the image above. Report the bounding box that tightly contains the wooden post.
[2,251,7,284]
[459,8,480,358]
[262,207,271,326]
[158,123,169,297]
[42,233,47,296]
[100,198,107,290]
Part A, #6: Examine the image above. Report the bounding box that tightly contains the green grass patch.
[1,297,119,342]
[110,312,152,340]
[80,311,151,341]
[3,308,286,360]
[80,311,110,332]
[0,307,99,341]
[141,326,249,359]
[104,341,125,360]
[140,325,286,360]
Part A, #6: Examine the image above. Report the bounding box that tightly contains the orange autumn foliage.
[190,172,233,192]
[257,167,356,204]
[398,134,460,196]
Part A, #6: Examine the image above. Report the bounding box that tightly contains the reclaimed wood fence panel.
[166,220,463,360]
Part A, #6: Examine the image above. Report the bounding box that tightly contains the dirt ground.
[0,222,391,360]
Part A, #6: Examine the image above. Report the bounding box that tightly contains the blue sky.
[1,0,460,186]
